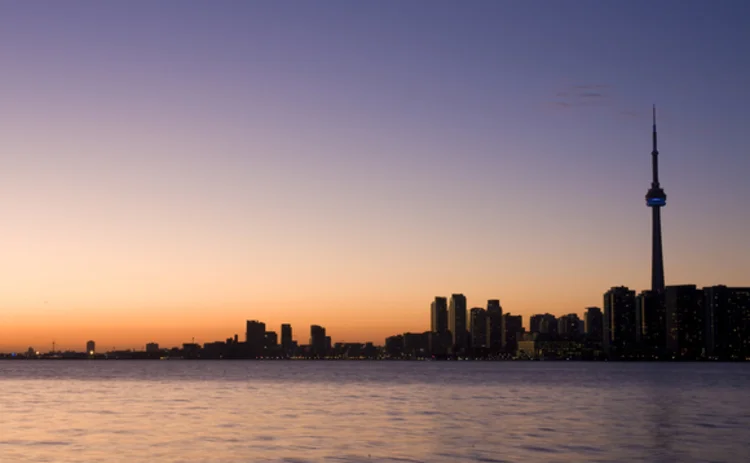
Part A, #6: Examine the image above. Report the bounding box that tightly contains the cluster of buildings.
[2,108,748,362]
[383,109,750,362]
[385,296,516,359]
[198,321,377,359]
[12,322,376,360]
[600,285,750,360]
[380,285,750,361]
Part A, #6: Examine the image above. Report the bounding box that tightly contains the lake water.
[0,361,748,462]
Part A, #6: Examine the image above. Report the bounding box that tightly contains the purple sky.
[1,1,749,348]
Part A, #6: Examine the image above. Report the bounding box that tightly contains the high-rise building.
[86,340,95,355]
[431,297,448,333]
[448,294,468,353]
[486,300,503,353]
[310,325,327,357]
[558,314,580,339]
[281,324,293,354]
[665,285,705,359]
[539,313,558,337]
[429,297,451,356]
[584,307,603,342]
[529,314,544,334]
[645,106,667,293]
[246,320,266,355]
[704,286,750,360]
[637,290,666,356]
[469,307,488,350]
[502,314,523,354]
[603,286,637,356]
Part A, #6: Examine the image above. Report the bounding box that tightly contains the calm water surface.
[1,361,749,462]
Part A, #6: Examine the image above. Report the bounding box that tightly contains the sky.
[1,1,749,351]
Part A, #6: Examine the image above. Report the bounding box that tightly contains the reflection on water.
[0,362,749,462]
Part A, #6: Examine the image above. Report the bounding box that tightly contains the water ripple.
[0,362,749,462]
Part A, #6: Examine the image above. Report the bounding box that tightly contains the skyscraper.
[246,320,266,356]
[584,307,603,342]
[665,285,705,359]
[430,297,451,356]
[529,314,544,334]
[469,307,488,351]
[704,286,750,360]
[86,340,95,355]
[637,290,666,357]
[310,325,327,357]
[431,297,448,333]
[603,286,637,356]
[557,314,581,339]
[539,313,558,337]
[448,294,468,353]
[281,324,293,354]
[646,106,667,293]
[502,313,523,354]
[486,300,503,353]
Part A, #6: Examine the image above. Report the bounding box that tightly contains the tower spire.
[651,104,659,186]
[652,105,657,151]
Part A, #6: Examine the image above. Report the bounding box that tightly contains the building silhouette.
[429,297,451,356]
[486,300,503,353]
[704,286,750,360]
[603,286,637,357]
[431,297,448,333]
[503,313,523,354]
[385,334,404,358]
[448,294,468,354]
[310,325,327,357]
[529,314,543,334]
[86,340,95,355]
[584,307,603,342]
[646,106,667,292]
[539,313,558,337]
[403,332,430,358]
[264,331,278,350]
[246,320,266,356]
[665,285,705,359]
[558,314,581,339]
[281,324,293,355]
[637,290,666,357]
[469,307,488,351]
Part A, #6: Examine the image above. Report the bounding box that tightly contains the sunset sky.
[1,1,749,351]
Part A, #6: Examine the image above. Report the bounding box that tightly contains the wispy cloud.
[550,101,572,109]
[619,110,642,118]
[549,84,611,109]
[572,84,609,90]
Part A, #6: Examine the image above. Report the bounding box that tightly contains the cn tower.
[645,106,666,292]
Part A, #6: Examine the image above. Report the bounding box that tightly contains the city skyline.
[5,280,747,361]
[2,2,750,351]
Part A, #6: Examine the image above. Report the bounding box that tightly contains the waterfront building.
[448,294,468,354]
